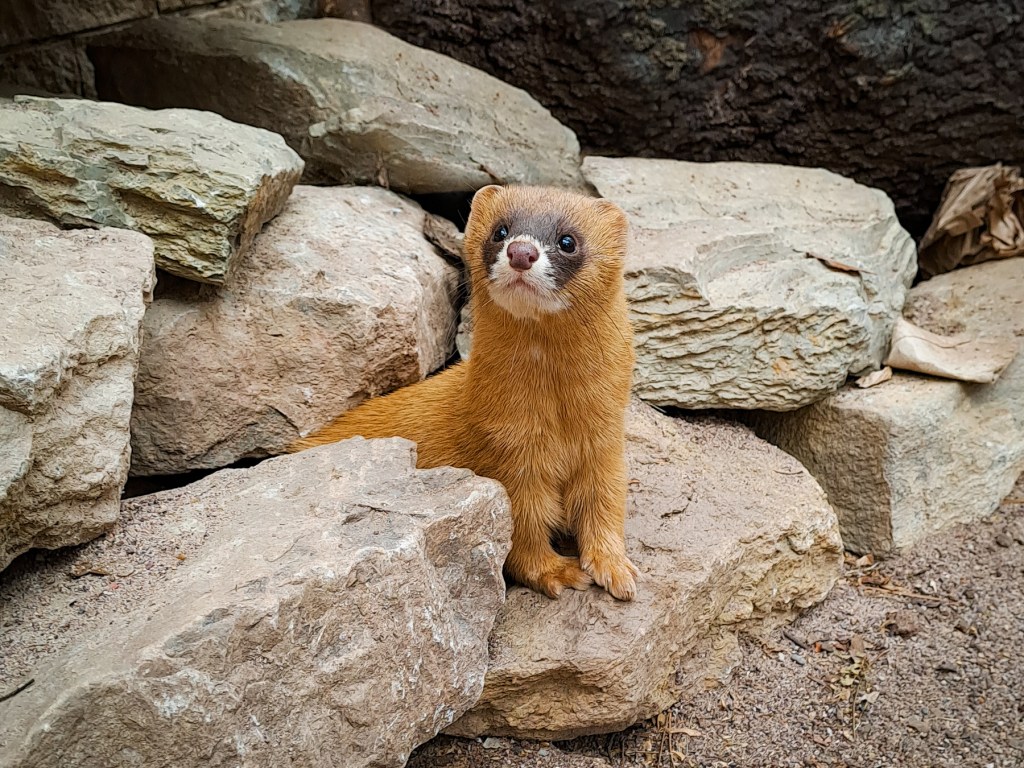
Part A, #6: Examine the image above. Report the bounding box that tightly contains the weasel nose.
[507,241,539,271]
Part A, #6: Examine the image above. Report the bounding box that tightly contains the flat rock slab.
[88,17,584,194]
[0,438,511,768]
[0,95,303,283]
[584,157,917,410]
[130,185,460,476]
[0,215,154,570]
[448,401,843,740]
[753,257,1024,555]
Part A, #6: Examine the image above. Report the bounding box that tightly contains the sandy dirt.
[409,475,1024,768]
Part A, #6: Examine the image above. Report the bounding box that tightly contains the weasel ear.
[593,198,629,233]
[471,184,503,209]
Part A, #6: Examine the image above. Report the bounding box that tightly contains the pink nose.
[507,241,539,271]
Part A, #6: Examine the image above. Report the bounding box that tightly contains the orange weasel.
[289,185,638,600]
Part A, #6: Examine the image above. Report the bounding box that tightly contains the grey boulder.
[584,157,917,410]
[0,95,303,283]
[0,438,511,768]
[88,17,585,193]
[0,215,155,570]
[448,400,843,740]
[753,257,1024,555]
[130,185,460,475]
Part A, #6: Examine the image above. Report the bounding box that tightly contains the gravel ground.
[409,475,1024,768]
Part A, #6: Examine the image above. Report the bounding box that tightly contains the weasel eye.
[558,234,577,253]
[492,225,509,242]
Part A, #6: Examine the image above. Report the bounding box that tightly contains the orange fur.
[289,185,638,600]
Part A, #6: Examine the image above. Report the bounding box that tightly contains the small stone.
[995,532,1013,548]
[537,748,551,757]
[482,737,504,750]
[790,653,807,666]
[884,609,923,638]
[936,660,959,673]
[906,716,931,734]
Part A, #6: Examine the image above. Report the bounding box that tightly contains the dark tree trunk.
[369,0,1024,235]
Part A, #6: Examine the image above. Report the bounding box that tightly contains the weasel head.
[463,185,629,320]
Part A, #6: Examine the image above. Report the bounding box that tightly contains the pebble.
[885,609,923,637]
[790,653,806,666]
[995,532,1013,548]
[936,660,959,673]
[482,737,504,750]
[906,716,930,734]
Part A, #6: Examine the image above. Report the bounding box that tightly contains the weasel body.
[291,185,637,600]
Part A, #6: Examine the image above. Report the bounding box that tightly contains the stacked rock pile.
[0,14,1019,768]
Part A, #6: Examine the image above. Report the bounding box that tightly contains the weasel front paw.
[581,550,639,601]
[519,555,593,599]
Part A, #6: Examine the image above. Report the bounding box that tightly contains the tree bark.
[369,0,1024,235]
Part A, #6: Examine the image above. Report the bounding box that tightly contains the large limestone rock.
[0,215,155,570]
[88,17,585,193]
[0,95,303,283]
[753,257,1024,555]
[448,401,843,740]
[130,185,460,476]
[0,438,511,768]
[584,157,917,410]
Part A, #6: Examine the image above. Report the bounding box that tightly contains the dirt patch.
[410,475,1024,768]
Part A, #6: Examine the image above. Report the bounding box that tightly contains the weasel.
[290,185,638,600]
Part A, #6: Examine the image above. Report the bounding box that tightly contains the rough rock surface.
[0,95,303,283]
[0,438,512,768]
[753,257,1024,556]
[0,215,155,571]
[447,400,843,740]
[88,17,584,194]
[130,185,460,476]
[584,157,917,410]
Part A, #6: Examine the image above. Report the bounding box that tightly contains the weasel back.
[288,363,469,469]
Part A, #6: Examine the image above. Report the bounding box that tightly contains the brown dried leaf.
[70,562,111,578]
[806,252,865,274]
[850,634,867,658]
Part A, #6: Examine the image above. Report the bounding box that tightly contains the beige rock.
[130,185,460,475]
[448,400,843,740]
[752,257,1024,555]
[583,157,917,410]
[0,95,303,283]
[0,215,155,570]
[0,438,511,768]
[88,18,585,193]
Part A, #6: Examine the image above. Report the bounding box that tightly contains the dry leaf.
[805,252,865,274]
[670,726,703,737]
[855,366,892,388]
[919,164,1024,277]
[850,634,867,658]
[884,317,1018,384]
[70,562,111,578]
